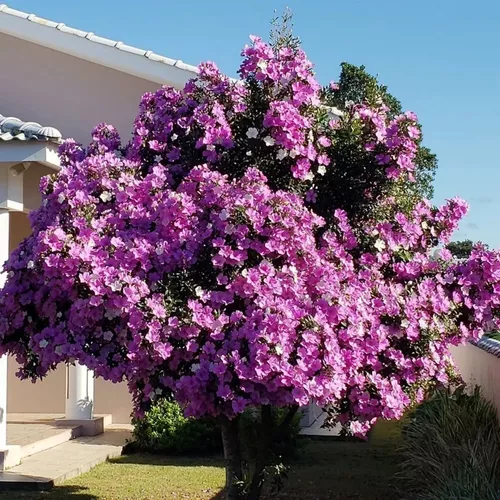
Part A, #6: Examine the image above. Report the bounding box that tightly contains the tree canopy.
[0,30,499,500]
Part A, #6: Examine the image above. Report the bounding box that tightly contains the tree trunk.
[220,405,298,500]
[220,416,244,500]
[247,405,272,500]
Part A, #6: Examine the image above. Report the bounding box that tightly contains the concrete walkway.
[0,426,131,491]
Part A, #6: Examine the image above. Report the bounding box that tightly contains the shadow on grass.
[110,451,226,467]
[0,485,98,500]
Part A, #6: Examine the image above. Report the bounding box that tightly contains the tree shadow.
[111,450,225,468]
[0,485,98,499]
[209,491,226,500]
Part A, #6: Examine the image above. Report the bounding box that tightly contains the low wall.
[451,342,500,415]
[7,359,133,424]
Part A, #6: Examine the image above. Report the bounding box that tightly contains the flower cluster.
[359,106,420,181]
[1,36,498,437]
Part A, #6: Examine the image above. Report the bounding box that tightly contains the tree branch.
[278,405,299,432]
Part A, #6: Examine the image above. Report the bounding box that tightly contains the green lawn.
[1,420,404,500]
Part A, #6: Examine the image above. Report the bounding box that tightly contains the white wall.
[0,32,160,144]
[452,343,500,415]
[8,362,133,424]
[0,32,169,423]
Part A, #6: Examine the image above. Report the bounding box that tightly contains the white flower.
[154,155,163,163]
[100,191,112,202]
[317,165,326,176]
[246,151,252,156]
[155,246,164,255]
[421,221,429,229]
[103,331,113,341]
[219,209,230,221]
[289,149,298,159]
[39,339,49,349]
[191,363,200,373]
[275,344,283,355]
[374,239,386,252]
[27,261,35,269]
[195,286,204,297]
[171,134,178,141]
[257,60,267,70]
[246,127,259,139]
[55,346,63,355]
[110,281,122,292]
[418,318,428,329]
[276,149,287,161]
[155,388,163,395]
[56,312,62,318]
[206,144,215,151]
[263,136,275,147]
[401,319,410,328]
[304,172,314,181]
[57,193,65,204]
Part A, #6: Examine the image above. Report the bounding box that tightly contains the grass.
[0,419,403,500]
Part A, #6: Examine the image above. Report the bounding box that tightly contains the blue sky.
[8,0,500,247]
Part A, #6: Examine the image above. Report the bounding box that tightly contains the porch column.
[65,363,94,420]
[0,210,9,448]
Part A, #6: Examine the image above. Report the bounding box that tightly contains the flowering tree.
[1,34,500,499]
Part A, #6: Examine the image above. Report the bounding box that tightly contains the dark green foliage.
[485,331,500,341]
[400,385,500,499]
[446,239,475,259]
[328,62,402,117]
[323,62,437,215]
[131,398,222,455]
[312,107,396,226]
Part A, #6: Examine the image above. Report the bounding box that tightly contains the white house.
[0,4,200,469]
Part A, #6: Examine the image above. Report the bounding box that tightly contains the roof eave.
[0,141,60,170]
[0,7,198,88]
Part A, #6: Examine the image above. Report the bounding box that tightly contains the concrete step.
[4,414,114,473]
[19,425,81,460]
[0,427,131,491]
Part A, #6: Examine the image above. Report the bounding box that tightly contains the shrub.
[399,385,500,499]
[131,398,222,455]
